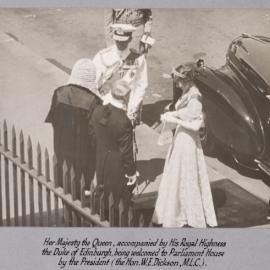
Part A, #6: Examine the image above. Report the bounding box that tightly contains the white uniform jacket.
[93,45,148,116]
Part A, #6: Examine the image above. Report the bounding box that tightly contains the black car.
[171,34,270,175]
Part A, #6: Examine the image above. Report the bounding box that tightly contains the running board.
[255,159,270,176]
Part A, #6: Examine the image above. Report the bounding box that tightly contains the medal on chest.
[118,58,139,80]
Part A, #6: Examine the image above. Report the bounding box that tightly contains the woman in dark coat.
[91,81,137,224]
[45,59,102,199]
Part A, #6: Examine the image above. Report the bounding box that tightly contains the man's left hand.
[125,171,139,186]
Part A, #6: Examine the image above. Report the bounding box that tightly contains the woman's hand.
[161,112,180,124]
[160,112,171,122]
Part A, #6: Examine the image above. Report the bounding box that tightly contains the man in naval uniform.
[93,23,148,124]
[104,9,153,54]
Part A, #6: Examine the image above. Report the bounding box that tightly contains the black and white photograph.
[1,7,270,229]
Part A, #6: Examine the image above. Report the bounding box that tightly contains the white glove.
[127,112,137,121]
[125,171,139,186]
[160,112,172,122]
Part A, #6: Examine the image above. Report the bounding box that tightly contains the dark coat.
[91,103,136,209]
[45,84,101,197]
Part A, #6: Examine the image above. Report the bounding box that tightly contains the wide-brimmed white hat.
[111,23,136,41]
[67,58,100,97]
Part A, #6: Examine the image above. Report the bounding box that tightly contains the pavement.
[1,9,270,227]
[0,31,68,159]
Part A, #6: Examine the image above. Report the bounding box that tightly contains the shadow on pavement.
[137,158,165,185]
[212,179,268,227]
[142,100,171,127]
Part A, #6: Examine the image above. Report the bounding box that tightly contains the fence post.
[45,148,52,227]
[12,125,17,157]
[4,120,8,152]
[70,166,76,201]
[20,130,26,226]
[90,183,96,215]
[71,166,80,227]
[12,125,19,226]
[80,175,86,208]
[4,120,11,226]
[138,212,145,227]
[108,193,115,227]
[80,175,87,226]
[118,199,127,227]
[63,161,71,226]
[37,143,42,176]
[94,189,100,215]
[53,154,59,188]
[27,136,35,226]
[20,131,25,163]
[128,206,134,227]
[37,143,43,226]
[53,154,60,226]
[99,191,105,222]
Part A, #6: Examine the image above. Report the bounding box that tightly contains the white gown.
[153,86,218,228]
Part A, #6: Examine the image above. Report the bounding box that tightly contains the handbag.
[157,121,173,146]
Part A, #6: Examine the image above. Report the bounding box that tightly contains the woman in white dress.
[152,64,217,228]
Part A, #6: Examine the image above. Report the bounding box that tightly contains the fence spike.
[12,125,17,158]
[70,166,76,201]
[27,136,33,169]
[0,125,1,145]
[45,148,50,182]
[52,154,59,188]
[3,120,8,151]
[80,174,86,208]
[19,130,25,164]
[37,142,42,176]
